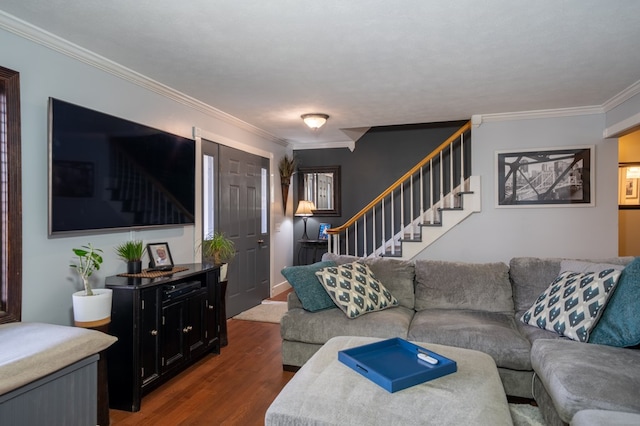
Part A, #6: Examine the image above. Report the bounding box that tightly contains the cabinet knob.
[150,330,158,336]
[183,326,193,333]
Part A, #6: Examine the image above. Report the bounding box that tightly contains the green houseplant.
[201,232,236,265]
[70,243,104,296]
[114,240,144,274]
[70,244,112,326]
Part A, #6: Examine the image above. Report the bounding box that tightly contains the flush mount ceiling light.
[301,113,329,130]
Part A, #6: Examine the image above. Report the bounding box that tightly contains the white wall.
[416,113,619,264]
[0,27,293,325]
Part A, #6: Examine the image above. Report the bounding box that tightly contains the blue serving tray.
[338,338,457,393]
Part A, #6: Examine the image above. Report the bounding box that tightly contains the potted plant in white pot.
[115,239,144,274]
[70,243,112,327]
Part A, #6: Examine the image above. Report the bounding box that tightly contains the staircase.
[327,121,480,260]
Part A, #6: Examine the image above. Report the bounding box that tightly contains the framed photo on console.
[147,242,174,269]
[318,223,331,240]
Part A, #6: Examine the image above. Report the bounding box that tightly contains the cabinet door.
[205,270,219,348]
[140,288,160,388]
[186,289,208,358]
[161,299,185,373]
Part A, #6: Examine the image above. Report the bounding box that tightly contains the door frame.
[193,127,276,296]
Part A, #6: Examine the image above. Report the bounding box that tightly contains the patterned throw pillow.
[315,262,398,319]
[520,269,622,342]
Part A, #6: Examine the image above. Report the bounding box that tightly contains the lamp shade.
[295,200,316,216]
[301,113,329,130]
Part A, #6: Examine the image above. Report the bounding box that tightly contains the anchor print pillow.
[520,269,622,342]
[315,262,398,319]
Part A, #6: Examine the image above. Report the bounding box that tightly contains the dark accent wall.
[293,120,468,248]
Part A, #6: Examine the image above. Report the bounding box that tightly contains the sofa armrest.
[287,291,303,310]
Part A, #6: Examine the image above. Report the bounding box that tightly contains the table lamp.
[295,200,316,240]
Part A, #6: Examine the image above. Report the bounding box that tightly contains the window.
[0,66,22,324]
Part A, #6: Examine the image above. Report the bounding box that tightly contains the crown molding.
[291,140,356,152]
[477,105,603,123]
[602,79,640,112]
[0,11,288,147]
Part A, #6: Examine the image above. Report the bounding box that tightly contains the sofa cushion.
[570,409,640,426]
[281,261,337,312]
[589,256,640,347]
[414,260,513,313]
[516,318,566,346]
[280,305,414,344]
[509,257,563,315]
[510,257,633,316]
[323,253,415,309]
[520,269,621,342]
[315,262,398,318]
[531,339,640,423]
[408,309,532,370]
[560,260,625,274]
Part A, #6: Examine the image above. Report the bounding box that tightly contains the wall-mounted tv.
[48,98,195,236]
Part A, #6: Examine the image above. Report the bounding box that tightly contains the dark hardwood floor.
[110,292,294,425]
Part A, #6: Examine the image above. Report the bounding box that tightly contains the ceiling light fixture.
[301,113,329,130]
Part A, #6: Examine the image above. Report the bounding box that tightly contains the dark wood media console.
[105,263,221,412]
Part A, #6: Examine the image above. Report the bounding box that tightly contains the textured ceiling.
[2,1,640,147]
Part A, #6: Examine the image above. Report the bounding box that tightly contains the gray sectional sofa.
[280,254,640,426]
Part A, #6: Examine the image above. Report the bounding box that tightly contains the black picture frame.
[147,242,174,269]
[318,223,331,240]
[496,145,594,207]
[297,165,341,217]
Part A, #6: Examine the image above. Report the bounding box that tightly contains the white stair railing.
[328,121,472,258]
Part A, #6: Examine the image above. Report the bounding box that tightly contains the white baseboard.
[271,280,291,298]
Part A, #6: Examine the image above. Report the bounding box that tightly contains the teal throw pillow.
[589,257,640,347]
[281,261,337,312]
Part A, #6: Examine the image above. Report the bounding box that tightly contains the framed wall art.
[496,145,594,207]
[618,163,640,208]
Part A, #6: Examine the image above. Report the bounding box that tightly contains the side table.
[297,239,328,265]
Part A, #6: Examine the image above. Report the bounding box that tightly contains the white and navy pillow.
[315,262,398,319]
[520,269,621,342]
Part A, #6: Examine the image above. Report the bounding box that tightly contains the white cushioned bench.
[0,322,117,425]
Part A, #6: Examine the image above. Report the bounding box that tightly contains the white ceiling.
[2,1,640,147]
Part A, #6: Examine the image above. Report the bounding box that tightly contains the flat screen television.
[48,98,196,236]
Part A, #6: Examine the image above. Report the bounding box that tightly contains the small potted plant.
[70,244,112,327]
[115,240,144,274]
[201,232,236,265]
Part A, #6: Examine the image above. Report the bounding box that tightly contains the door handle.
[257,239,265,244]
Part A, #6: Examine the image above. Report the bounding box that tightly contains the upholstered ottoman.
[266,336,512,426]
